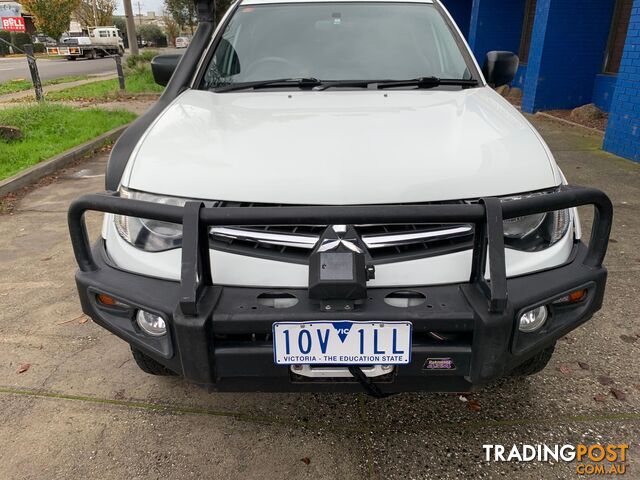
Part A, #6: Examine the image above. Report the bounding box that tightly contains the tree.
[215,0,233,23]
[21,0,80,41]
[164,0,233,31]
[163,15,179,46]
[113,16,128,37]
[138,23,165,45]
[164,0,196,34]
[75,0,117,28]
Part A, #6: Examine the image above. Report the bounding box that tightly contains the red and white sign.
[1,16,26,32]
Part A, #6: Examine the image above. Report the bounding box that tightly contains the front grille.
[209,201,475,264]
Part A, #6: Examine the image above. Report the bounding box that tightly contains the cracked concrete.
[0,114,639,479]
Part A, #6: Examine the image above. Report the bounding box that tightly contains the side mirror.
[151,54,182,87]
[482,51,519,88]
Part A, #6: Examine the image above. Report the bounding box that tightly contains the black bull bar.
[69,185,612,313]
[67,185,613,391]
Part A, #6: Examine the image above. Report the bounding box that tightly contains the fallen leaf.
[57,314,85,326]
[597,375,615,386]
[114,389,125,400]
[468,400,481,412]
[78,316,88,325]
[610,388,627,401]
[609,238,618,243]
[558,364,572,375]
[16,363,30,374]
[40,256,53,262]
[578,362,590,370]
[301,457,311,465]
[620,335,637,344]
[593,394,607,403]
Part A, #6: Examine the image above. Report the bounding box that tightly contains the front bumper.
[69,186,612,393]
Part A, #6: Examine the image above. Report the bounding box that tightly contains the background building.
[442,0,640,162]
[0,0,35,34]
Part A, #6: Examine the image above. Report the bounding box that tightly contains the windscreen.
[202,2,473,88]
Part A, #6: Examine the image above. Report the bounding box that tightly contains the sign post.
[114,55,126,91]
[23,44,44,102]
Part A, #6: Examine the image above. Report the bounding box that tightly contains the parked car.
[68,0,612,396]
[32,34,57,46]
[175,36,190,48]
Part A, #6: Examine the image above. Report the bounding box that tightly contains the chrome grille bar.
[362,225,473,249]
[211,227,318,249]
[210,225,473,250]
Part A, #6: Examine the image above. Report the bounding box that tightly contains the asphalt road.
[0,49,180,83]
[0,114,638,479]
[0,56,118,83]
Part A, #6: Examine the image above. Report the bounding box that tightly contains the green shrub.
[125,50,159,69]
[10,32,31,50]
[32,43,46,54]
[140,50,158,62]
[0,31,10,56]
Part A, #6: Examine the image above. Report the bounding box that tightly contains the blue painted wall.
[512,64,528,89]
[522,0,617,112]
[442,0,472,37]
[604,0,640,162]
[468,0,527,65]
[592,74,618,112]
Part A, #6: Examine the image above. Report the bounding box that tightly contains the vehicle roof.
[242,0,434,5]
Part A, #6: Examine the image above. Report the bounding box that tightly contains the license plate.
[273,321,412,366]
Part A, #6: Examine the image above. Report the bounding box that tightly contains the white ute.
[68,0,612,395]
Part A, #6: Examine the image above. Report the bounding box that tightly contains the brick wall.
[441,0,473,38]
[468,0,527,64]
[513,64,528,89]
[603,0,640,162]
[522,0,617,112]
[592,74,618,112]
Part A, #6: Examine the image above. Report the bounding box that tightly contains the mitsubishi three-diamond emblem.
[317,225,363,253]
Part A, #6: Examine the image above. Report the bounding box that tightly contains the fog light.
[136,310,167,336]
[519,306,548,333]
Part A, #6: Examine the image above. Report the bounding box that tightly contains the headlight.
[501,191,571,252]
[114,187,187,252]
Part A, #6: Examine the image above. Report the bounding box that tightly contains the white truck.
[47,26,124,60]
[68,0,613,396]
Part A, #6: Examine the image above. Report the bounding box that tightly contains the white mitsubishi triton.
[68,0,612,396]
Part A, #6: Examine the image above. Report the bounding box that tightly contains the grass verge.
[0,75,91,96]
[45,67,163,102]
[0,103,136,180]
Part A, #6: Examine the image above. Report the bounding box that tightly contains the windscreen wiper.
[315,77,479,91]
[214,78,323,92]
[313,80,376,91]
[376,77,478,89]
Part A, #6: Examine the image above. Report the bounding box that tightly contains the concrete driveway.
[0,115,638,479]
